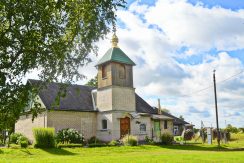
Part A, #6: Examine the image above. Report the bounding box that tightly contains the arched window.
[102,64,107,78]
[119,64,125,79]
[102,119,107,130]
[140,124,146,134]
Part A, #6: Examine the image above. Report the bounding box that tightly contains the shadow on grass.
[20,149,33,155]
[158,144,244,152]
[0,149,3,154]
[41,148,77,155]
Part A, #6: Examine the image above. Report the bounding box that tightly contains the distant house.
[15,34,191,142]
[159,111,193,136]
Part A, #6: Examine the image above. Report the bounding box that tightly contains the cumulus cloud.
[25,0,244,128]
[112,0,244,128]
[145,0,244,52]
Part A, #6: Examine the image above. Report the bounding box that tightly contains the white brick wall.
[47,111,97,140]
[15,112,47,142]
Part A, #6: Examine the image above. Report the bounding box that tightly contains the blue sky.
[127,0,244,10]
[110,0,244,128]
[26,0,244,128]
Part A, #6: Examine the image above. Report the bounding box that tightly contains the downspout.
[91,89,97,111]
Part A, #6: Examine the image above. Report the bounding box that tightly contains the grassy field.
[0,134,244,163]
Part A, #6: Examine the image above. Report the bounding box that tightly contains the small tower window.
[119,64,125,79]
[102,64,107,79]
[102,119,107,130]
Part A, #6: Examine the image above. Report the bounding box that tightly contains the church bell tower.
[96,34,136,112]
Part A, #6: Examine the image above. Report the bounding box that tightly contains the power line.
[177,69,244,98]
[217,70,244,84]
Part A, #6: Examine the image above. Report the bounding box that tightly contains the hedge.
[33,128,55,148]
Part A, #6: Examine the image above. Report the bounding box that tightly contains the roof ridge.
[27,79,96,89]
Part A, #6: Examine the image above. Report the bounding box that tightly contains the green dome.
[96,47,136,66]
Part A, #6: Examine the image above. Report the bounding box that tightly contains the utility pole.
[213,70,220,147]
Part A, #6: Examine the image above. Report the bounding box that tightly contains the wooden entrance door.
[120,117,130,138]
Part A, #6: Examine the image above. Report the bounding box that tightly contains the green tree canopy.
[179,115,184,121]
[85,76,98,88]
[161,108,170,114]
[0,0,125,130]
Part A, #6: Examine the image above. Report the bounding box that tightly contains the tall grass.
[33,128,55,148]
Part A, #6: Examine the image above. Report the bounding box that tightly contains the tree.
[0,0,126,131]
[179,115,184,121]
[239,128,244,133]
[226,124,238,133]
[161,108,170,113]
[85,76,98,87]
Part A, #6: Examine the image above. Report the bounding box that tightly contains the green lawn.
[0,134,244,163]
[0,145,244,163]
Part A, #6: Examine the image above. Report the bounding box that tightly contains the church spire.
[111,33,119,47]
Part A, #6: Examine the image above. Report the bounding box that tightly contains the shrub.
[160,133,173,145]
[122,135,138,146]
[0,133,3,145]
[213,129,231,141]
[226,132,231,141]
[200,129,207,143]
[226,124,238,133]
[20,141,28,148]
[33,128,55,148]
[108,140,119,146]
[10,133,24,144]
[174,136,183,142]
[145,136,154,145]
[56,128,84,144]
[239,128,244,133]
[57,143,83,148]
[193,128,200,134]
[184,129,194,141]
[88,136,101,144]
[17,135,29,145]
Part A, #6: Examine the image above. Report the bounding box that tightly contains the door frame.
[120,117,131,138]
[153,120,161,138]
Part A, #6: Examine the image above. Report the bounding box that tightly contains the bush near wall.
[33,128,55,148]
[108,140,119,146]
[160,133,173,145]
[88,136,101,144]
[144,136,154,145]
[122,135,138,146]
[10,133,29,147]
[10,133,24,144]
[56,128,84,144]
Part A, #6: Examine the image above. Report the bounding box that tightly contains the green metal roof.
[96,47,136,66]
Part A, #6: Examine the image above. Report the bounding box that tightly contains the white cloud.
[145,0,244,52]
[112,0,244,128]
[24,0,244,128]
